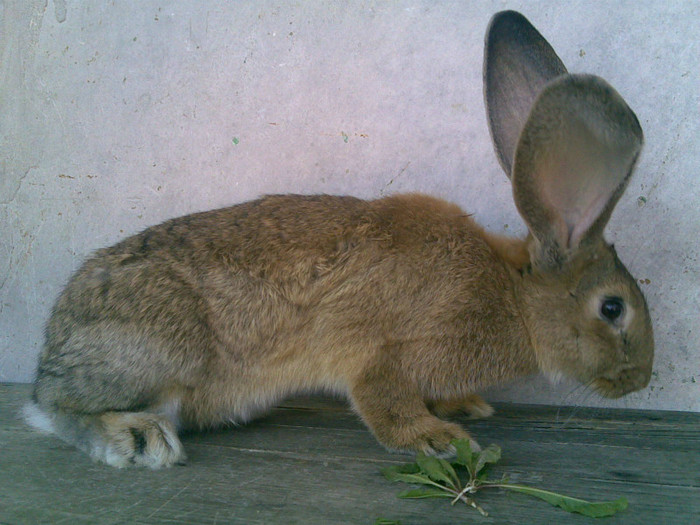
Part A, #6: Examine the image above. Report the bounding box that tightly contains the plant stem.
[451,484,476,505]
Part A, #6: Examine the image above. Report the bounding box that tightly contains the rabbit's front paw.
[380,415,480,457]
[97,412,186,469]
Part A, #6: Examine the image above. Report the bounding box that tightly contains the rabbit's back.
[58,192,508,323]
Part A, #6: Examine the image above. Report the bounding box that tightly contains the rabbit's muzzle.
[592,366,652,399]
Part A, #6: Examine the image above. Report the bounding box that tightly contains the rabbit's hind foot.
[97,411,186,469]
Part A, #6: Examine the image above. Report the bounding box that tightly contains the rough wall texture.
[1,1,697,411]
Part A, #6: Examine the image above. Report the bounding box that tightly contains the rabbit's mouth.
[592,367,652,398]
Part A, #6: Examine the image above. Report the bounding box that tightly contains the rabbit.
[24,10,653,468]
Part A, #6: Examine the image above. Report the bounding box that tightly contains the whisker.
[557,379,597,427]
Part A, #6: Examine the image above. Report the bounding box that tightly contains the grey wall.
[1,1,698,411]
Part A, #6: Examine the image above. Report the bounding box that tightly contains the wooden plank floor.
[1,382,698,524]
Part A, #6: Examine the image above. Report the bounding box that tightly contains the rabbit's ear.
[484,11,567,176]
[512,74,643,269]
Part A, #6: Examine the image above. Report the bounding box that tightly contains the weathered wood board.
[1,383,698,524]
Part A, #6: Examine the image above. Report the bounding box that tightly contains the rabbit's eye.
[600,297,625,322]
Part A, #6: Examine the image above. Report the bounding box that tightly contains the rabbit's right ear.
[511,75,643,270]
[484,11,567,176]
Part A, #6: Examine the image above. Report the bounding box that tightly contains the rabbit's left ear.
[511,74,643,269]
[484,10,567,176]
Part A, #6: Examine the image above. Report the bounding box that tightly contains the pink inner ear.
[536,119,628,250]
[568,191,610,247]
[540,172,613,249]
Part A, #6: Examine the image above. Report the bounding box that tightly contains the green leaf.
[416,453,460,489]
[381,463,421,482]
[374,519,402,525]
[474,444,501,475]
[502,484,628,518]
[452,438,478,475]
[384,471,440,487]
[398,488,455,499]
[382,463,450,490]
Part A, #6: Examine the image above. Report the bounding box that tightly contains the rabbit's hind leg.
[27,327,191,468]
[426,394,495,419]
[23,401,186,468]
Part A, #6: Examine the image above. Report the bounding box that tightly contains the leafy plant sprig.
[381,439,628,518]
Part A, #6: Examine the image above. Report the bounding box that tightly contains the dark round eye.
[600,297,625,322]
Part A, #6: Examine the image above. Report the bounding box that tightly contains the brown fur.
[32,194,536,462]
[25,11,654,468]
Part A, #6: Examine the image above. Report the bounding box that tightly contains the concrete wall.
[1,1,697,411]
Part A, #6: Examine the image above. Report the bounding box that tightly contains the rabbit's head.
[484,11,654,397]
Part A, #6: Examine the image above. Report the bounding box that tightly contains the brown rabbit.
[24,11,653,468]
